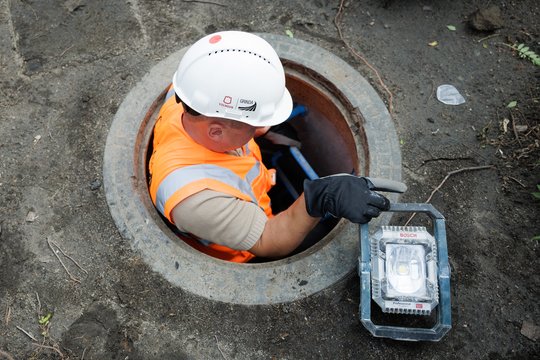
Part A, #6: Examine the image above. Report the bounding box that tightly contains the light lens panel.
[386,244,427,297]
[370,226,439,315]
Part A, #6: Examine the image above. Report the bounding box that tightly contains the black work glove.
[303,174,395,224]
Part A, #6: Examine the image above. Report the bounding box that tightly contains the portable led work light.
[371,226,439,315]
[360,203,452,341]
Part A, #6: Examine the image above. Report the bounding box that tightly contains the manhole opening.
[137,63,368,262]
[105,34,401,303]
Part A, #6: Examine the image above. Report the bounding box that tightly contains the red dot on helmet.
[209,35,222,44]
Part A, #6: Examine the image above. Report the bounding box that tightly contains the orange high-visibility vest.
[148,88,274,263]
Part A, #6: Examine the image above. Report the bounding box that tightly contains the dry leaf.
[502,118,510,133]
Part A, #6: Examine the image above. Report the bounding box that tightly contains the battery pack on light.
[359,203,452,342]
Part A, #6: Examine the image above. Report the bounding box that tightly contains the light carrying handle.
[359,203,452,342]
[365,177,408,194]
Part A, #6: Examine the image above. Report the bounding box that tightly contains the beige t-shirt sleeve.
[171,190,268,251]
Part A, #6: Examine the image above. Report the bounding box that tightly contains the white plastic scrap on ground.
[436,84,466,105]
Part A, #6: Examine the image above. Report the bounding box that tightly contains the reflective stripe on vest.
[155,163,261,215]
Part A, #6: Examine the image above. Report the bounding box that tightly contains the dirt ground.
[1,0,539,359]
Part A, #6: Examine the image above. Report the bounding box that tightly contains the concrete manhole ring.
[103,33,402,305]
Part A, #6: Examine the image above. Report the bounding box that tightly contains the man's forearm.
[249,194,319,258]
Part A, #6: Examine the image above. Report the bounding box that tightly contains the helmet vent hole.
[206,49,271,64]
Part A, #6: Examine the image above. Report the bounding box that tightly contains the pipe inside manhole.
[104,34,402,305]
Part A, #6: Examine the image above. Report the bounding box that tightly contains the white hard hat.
[172,31,293,127]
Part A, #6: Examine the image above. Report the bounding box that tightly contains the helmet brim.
[240,87,293,127]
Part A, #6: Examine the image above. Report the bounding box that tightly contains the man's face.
[220,120,261,151]
[194,112,261,152]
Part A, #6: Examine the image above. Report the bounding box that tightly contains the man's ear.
[207,122,224,141]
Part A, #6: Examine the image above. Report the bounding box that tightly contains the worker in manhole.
[148,31,390,262]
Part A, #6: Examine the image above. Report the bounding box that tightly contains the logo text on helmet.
[219,96,234,109]
[238,99,257,112]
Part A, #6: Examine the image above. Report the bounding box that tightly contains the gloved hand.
[303,174,397,224]
[261,122,301,148]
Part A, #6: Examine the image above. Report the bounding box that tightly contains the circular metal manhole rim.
[103,33,401,305]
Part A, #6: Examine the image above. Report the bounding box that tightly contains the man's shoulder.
[157,97,183,125]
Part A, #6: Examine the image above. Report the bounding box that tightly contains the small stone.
[521,321,540,341]
[64,0,85,13]
[90,179,102,191]
[25,210,38,222]
[26,59,43,73]
[469,6,504,32]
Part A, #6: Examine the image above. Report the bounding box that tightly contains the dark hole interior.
[145,72,362,260]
